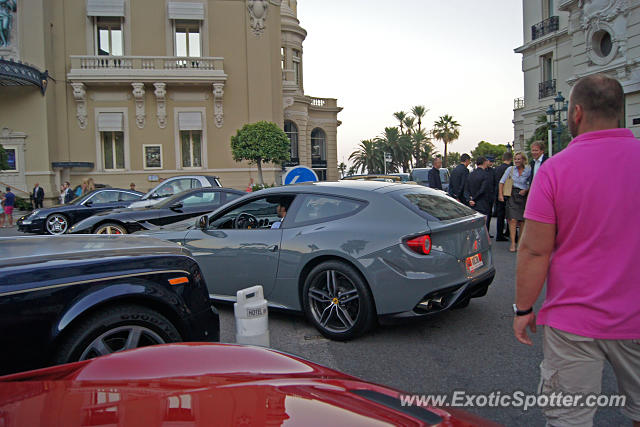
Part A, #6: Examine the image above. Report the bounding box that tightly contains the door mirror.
[198,215,208,230]
[84,200,93,207]
[170,202,183,210]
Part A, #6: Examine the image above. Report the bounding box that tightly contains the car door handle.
[267,244,278,252]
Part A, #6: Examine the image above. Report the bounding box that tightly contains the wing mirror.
[170,202,184,210]
[84,200,93,207]
[198,215,208,230]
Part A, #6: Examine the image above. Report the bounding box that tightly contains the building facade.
[0,0,340,201]
[513,0,640,152]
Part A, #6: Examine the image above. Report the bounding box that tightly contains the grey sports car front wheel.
[302,261,376,341]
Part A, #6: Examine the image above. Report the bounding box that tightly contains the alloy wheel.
[96,224,127,234]
[79,325,165,360]
[46,214,68,235]
[308,270,361,334]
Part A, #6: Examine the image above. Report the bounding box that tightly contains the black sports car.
[69,187,245,234]
[17,188,143,235]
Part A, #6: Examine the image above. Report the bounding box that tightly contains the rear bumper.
[378,267,495,323]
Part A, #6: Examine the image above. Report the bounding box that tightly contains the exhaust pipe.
[418,296,445,311]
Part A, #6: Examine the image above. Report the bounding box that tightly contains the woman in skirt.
[498,152,531,252]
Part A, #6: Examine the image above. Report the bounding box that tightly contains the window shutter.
[179,112,202,130]
[98,112,124,131]
[87,0,125,17]
[168,2,205,20]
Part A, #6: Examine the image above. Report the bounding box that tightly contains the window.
[284,120,298,160]
[210,195,295,230]
[156,178,201,197]
[143,145,163,169]
[87,190,120,204]
[102,131,125,170]
[281,47,286,70]
[311,128,326,162]
[543,0,554,19]
[293,49,301,86]
[96,17,123,56]
[542,54,553,82]
[119,191,140,201]
[181,190,220,206]
[175,20,201,57]
[292,195,364,226]
[4,148,16,171]
[181,131,202,168]
[394,189,476,221]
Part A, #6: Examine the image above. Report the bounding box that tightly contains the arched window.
[311,128,326,162]
[284,120,298,160]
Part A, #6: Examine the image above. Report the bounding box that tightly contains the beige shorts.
[540,326,640,426]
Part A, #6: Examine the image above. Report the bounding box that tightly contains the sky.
[296,0,524,165]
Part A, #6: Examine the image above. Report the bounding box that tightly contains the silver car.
[129,175,222,208]
[139,181,495,340]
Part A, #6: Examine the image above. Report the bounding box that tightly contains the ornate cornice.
[248,0,269,37]
[153,83,167,129]
[132,83,146,129]
[212,83,224,128]
[70,82,87,129]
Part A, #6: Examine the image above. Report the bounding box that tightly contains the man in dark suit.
[62,181,74,204]
[427,156,443,190]
[465,157,492,231]
[494,152,513,241]
[32,183,44,209]
[485,156,497,237]
[527,140,547,187]
[448,153,471,203]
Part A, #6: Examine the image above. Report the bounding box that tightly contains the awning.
[0,59,48,95]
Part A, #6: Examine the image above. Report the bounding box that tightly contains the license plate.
[466,253,483,273]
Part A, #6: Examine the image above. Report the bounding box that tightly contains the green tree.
[446,152,461,169]
[349,139,383,174]
[231,121,290,186]
[470,141,507,160]
[411,105,428,132]
[411,129,434,168]
[402,116,415,135]
[0,145,8,171]
[526,114,571,156]
[338,162,347,178]
[393,111,407,134]
[377,127,412,172]
[432,114,460,168]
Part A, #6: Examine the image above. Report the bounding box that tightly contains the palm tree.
[376,127,410,172]
[338,162,347,178]
[402,116,415,135]
[349,139,383,174]
[432,114,460,168]
[411,105,428,132]
[393,111,407,134]
[411,129,433,168]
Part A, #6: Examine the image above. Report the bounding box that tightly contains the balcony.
[514,97,525,110]
[308,97,340,111]
[539,79,556,99]
[531,16,559,40]
[68,55,226,84]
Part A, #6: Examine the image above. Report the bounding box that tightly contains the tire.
[45,213,69,235]
[302,261,376,341]
[95,222,128,234]
[53,305,182,365]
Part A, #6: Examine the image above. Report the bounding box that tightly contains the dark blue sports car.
[17,188,143,235]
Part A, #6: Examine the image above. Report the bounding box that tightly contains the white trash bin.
[234,285,270,347]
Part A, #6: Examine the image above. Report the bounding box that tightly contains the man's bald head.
[568,74,624,137]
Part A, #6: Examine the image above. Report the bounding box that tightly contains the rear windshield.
[393,189,476,221]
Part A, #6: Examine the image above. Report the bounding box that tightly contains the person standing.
[494,152,513,241]
[427,157,443,190]
[464,157,492,231]
[485,156,496,237]
[449,153,471,203]
[498,152,530,252]
[513,74,640,427]
[527,140,547,187]
[129,182,136,191]
[63,181,74,204]
[32,182,44,209]
[3,186,15,227]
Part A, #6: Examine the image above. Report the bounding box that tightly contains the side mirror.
[84,200,93,207]
[198,215,208,230]
[170,202,183,210]
[150,192,162,199]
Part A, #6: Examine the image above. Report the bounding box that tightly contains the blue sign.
[283,166,318,185]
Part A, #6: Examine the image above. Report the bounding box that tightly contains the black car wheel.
[95,223,128,234]
[302,261,376,341]
[45,214,69,235]
[53,305,182,364]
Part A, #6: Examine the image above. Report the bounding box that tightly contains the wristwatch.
[513,304,533,316]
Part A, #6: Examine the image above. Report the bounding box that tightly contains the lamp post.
[546,92,568,157]
[384,152,392,175]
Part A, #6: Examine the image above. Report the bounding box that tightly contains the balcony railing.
[514,97,525,110]
[532,16,559,40]
[68,55,226,83]
[538,79,556,99]
[308,97,338,109]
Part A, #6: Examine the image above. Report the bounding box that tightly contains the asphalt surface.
[0,221,629,426]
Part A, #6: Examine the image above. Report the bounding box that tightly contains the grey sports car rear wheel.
[95,223,127,234]
[302,261,376,341]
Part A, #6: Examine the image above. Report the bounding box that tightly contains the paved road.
[0,223,628,426]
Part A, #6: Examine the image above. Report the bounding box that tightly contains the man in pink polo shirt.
[513,74,640,426]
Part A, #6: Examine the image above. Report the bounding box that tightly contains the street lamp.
[384,152,392,175]
[546,91,568,157]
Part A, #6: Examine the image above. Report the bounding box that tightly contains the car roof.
[253,180,436,198]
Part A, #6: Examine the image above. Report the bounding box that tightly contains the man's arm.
[513,219,556,345]
[428,169,437,188]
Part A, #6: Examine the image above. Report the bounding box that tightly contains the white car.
[128,175,222,208]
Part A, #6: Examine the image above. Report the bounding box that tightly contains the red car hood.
[0,343,499,426]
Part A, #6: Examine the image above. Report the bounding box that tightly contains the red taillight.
[406,235,432,255]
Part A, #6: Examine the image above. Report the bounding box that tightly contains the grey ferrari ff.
[139,181,495,340]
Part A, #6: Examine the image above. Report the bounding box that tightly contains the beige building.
[513,0,640,152]
[0,0,340,202]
